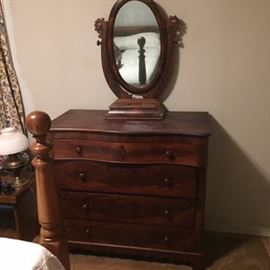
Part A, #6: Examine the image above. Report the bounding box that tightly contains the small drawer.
[54,161,197,199]
[52,139,205,166]
[60,191,195,228]
[65,219,195,252]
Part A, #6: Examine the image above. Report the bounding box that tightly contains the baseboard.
[206,223,270,237]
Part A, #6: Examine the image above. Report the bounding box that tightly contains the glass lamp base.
[12,176,29,190]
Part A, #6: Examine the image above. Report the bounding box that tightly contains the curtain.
[0,2,26,135]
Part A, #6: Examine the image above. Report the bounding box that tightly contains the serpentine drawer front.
[52,140,206,166]
[49,110,211,263]
[60,191,196,227]
[64,219,196,252]
[54,161,197,199]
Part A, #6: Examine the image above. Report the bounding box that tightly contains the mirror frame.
[108,0,164,96]
[95,0,181,99]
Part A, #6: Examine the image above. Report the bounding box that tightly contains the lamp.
[0,127,29,189]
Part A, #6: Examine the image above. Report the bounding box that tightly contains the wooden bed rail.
[26,111,70,270]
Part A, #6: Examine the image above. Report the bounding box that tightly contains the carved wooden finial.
[137,37,146,85]
[26,111,70,270]
[168,15,187,47]
[26,111,51,137]
[94,17,105,45]
[26,111,52,159]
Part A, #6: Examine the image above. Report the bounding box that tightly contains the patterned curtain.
[0,3,26,135]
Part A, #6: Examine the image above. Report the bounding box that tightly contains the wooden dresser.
[49,109,211,269]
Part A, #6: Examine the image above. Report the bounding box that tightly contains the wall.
[5,0,270,236]
[115,1,157,27]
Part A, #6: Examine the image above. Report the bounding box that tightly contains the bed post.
[26,111,70,270]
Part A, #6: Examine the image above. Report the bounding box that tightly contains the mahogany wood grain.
[49,109,211,270]
[95,0,185,119]
[64,219,196,252]
[26,111,70,270]
[52,139,206,166]
[59,191,195,227]
[50,110,211,137]
[99,0,168,97]
[54,161,197,199]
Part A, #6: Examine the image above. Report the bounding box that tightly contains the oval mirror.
[95,0,182,119]
[113,0,161,89]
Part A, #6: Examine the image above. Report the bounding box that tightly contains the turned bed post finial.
[138,36,146,85]
[26,111,70,270]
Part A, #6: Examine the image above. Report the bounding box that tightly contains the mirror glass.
[113,0,161,88]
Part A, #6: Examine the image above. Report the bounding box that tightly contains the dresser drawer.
[54,161,197,199]
[65,219,195,252]
[52,139,205,166]
[60,191,195,228]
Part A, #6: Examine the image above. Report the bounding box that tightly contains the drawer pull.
[163,209,171,219]
[165,150,175,161]
[78,172,87,183]
[75,146,83,156]
[164,236,170,246]
[81,203,89,212]
[85,228,92,238]
[163,178,172,187]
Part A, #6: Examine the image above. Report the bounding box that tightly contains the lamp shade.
[0,127,29,155]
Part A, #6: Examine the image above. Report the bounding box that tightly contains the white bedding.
[117,47,160,85]
[0,237,65,270]
[114,32,160,85]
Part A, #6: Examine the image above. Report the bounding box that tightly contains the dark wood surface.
[51,109,211,136]
[0,177,39,241]
[49,109,211,270]
[53,161,197,199]
[97,0,169,97]
[0,174,33,204]
[94,0,184,119]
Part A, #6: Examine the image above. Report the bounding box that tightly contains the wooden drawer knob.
[85,228,92,238]
[164,236,170,247]
[75,146,83,156]
[78,172,87,183]
[81,203,89,212]
[163,178,172,187]
[163,209,171,219]
[165,150,175,161]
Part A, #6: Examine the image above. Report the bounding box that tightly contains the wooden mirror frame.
[95,0,182,120]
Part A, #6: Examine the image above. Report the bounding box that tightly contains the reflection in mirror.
[113,0,160,88]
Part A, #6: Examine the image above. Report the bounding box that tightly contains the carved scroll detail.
[168,15,187,48]
[94,18,105,45]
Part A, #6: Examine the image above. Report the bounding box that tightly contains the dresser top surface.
[50,110,211,137]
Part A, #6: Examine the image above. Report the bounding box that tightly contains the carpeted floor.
[70,233,270,270]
